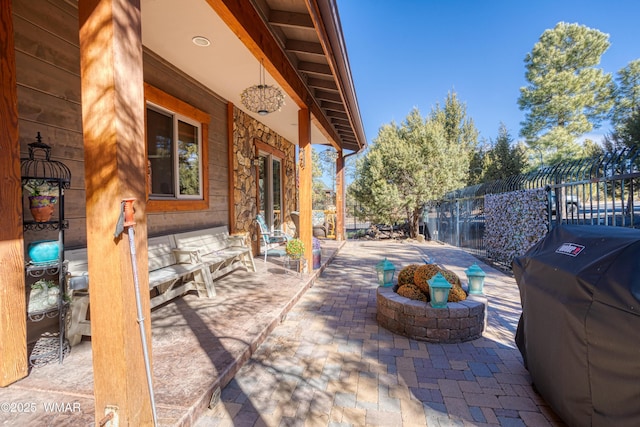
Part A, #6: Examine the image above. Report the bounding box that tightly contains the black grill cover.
[513,225,640,427]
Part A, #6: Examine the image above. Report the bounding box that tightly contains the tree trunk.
[409,206,423,238]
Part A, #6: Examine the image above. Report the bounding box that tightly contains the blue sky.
[336,0,640,148]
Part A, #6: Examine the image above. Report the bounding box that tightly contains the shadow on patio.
[0,239,344,426]
[195,240,567,426]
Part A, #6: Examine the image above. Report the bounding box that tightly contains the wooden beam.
[285,39,324,56]
[327,110,349,119]
[321,100,346,112]
[298,108,313,268]
[310,115,341,152]
[298,61,332,76]
[332,122,351,130]
[334,124,354,132]
[208,0,344,149]
[307,0,366,151]
[307,77,338,91]
[335,150,345,241]
[0,0,28,387]
[269,10,313,29]
[315,89,342,103]
[78,0,153,424]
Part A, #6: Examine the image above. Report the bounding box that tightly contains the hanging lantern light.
[240,61,285,115]
[375,258,396,287]
[465,263,486,295]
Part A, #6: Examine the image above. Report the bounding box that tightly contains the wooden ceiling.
[212,0,366,153]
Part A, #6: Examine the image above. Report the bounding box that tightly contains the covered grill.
[513,225,640,427]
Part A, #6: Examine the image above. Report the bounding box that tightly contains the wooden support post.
[79,1,153,425]
[335,150,345,241]
[298,109,313,267]
[0,1,28,387]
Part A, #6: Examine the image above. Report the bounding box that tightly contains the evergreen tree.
[350,93,477,238]
[582,138,604,159]
[612,59,640,134]
[311,148,328,210]
[607,60,640,148]
[484,124,526,181]
[467,141,487,185]
[178,140,200,195]
[518,22,615,163]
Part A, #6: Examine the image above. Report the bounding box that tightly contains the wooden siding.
[143,49,230,236]
[13,0,85,246]
[13,0,230,247]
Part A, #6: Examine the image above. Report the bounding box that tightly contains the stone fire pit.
[376,286,486,343]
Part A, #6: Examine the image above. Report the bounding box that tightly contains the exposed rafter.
[285,39,324,56]
[268,10,314,29]
[307,77,338,91]
[327,110,349,119]
[321,100,346,112]
[215,0,366,152]
[298,61,332,77]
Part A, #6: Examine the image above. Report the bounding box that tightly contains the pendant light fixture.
[240,61,285,116]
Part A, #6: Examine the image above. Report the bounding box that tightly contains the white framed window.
[146,102,202,199]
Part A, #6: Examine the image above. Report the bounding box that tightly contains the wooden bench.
[65,226,255,346]
[173,226,256,280]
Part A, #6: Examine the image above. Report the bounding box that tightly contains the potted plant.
[27,279,60,314]
[285,238,307,274]
[285,238,305,259]
[312,237,321,269]
[23,179,59,222]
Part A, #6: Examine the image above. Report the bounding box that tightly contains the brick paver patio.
[195,240,566,427]
[0,239,566,426]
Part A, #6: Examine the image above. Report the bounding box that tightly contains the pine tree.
[518,22,615,164]
[484,124,526,181]
[350,93,478,237]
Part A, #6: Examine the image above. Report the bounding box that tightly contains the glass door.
[257,153,283,230]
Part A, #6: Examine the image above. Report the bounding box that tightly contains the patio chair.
[291,211,325,239]
[290,211,300,238]
[255,213,289,262]
[312,210,327,238]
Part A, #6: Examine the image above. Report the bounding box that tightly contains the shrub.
[395,262,468,303]
[397,284,427,302]
[448,285,467,302]
[413,264,440,294]
[397,264,420,287]
[440,269,462,287]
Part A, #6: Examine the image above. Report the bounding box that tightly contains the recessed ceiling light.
[192,36,211,47]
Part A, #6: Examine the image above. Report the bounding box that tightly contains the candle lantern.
[375,258,396,287]
[427,272,452,308]
[465,263,486,295]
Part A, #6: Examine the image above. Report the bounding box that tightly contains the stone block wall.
[376,286,486,343]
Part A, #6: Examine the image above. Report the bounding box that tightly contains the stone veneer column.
[231,108,296,239]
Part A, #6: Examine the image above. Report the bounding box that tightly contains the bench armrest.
[66,272,90,291]
[172,248,201,264]
[228,235,245,247]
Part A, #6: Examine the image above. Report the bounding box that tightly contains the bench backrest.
[173,226,230,255]
[65,233,190,277]
[147,235,178,271]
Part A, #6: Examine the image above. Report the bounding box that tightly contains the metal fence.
[426,146,640,264]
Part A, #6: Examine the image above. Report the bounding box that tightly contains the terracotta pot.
[29,196,57,222]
